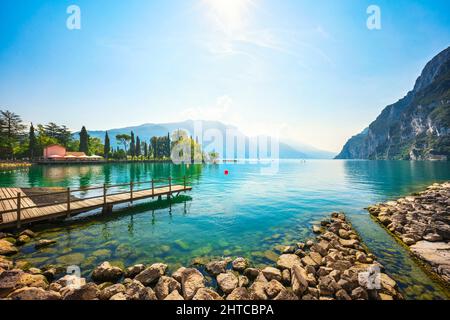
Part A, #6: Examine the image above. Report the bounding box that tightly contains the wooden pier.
[0,177,192,230]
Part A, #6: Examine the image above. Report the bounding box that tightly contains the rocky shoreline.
[368,182,450,288]
[0,212,402,300]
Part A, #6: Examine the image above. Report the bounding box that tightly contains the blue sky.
[0,0,449,152]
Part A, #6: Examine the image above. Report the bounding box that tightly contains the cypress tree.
[79,126,89,154]
[136,136,141,157]
[144,141,148,159]
[151,136,157,159]
[166,132,171,158]
[129,131,135,158]
[28,123,37,160]
[104,131,110,159]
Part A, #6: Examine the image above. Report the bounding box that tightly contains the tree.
[129,131,135,158]
[104,131,110,159]
[29,123,37,159]
[166,132,171,158]
[0,110,26,159]
[170,130,203,163]
[116,134,131,154]
[41,123,73,147]
[79,126,89,154]
[143,141,148,159]
[150,136,158,159]
[135,136,141,157]
[88,137,104,156]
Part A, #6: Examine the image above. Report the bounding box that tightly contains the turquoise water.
[1,160,449,299]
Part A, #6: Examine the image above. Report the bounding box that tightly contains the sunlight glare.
[203,0,255,34]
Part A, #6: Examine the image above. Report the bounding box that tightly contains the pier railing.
[0,176,189,228]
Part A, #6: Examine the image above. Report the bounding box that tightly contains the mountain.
[86,120,334,159]
[336,46,450,160]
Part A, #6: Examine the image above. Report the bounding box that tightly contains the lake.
[1,160,449,299]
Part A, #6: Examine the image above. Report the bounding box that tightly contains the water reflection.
[2,161,450,299]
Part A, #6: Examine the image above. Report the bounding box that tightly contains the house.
[43,145,103,161]
[43,145,67,159]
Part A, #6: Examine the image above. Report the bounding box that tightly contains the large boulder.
[226,287,251,300]
[8,287,61,300]
[273,289,299,300]
[16,273,48,290]
[124,264,146,278]
[154,276,181,300]
[0,269,24,298]
[91,262,124,283]
[264,279,285,299]
[181,268,205,300]
[243,268,259,280]
[318,275,340,296]
[0,240,18,256]
[164,290,184,300]
[291,265,308,297]
[99,283,126,300]
[110,292,127,300]
[261,267,282,282]
[206,260,227,276]
[276,254,301,270]
[232,257,248,271]
[134,263,167,286]
[124,280,157,300]
[0,256,13,270]
[55,274,86,290]
[216,271,238,294]
[171,267,186,282]
[192,287,223,300]
[248,273,268,300]
[62,283,99,300]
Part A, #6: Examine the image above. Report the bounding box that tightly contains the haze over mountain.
[336,46,450,160]
[86,120,335,159]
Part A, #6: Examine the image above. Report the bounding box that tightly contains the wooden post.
[169,177,172,193]
[130,182,134,202]
[151,179,154,197]
[66,188,71,218]
[103,184,107,206]
[183,176,186,189]
[16,192,21,229]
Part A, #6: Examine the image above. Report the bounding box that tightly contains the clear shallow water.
[1,160,449,299]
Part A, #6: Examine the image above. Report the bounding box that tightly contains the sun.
[202,0,255,34]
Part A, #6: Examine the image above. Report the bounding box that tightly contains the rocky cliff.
[336,46,450,160]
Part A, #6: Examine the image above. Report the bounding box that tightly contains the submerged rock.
[35,239,56,249]
[0,240,18,256]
